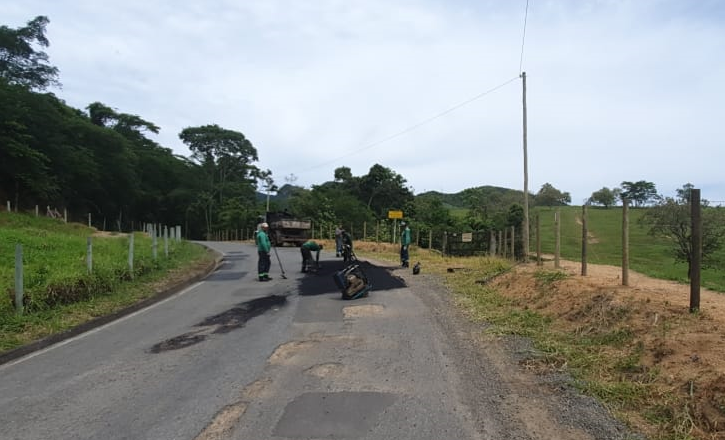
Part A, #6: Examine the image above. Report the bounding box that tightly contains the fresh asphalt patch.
[298,258,406,297]
[149,295,288,353]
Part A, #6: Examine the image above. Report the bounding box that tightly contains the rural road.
[0,242,637,440]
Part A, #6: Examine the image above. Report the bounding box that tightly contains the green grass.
[0,211,213,352]
[532,206,725,292]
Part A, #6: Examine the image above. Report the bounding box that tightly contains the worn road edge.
[0,246,224,365]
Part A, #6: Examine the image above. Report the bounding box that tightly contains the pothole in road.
[150,295,287,352]
[305,362,345,378]
[269,340,316,365]
[343,304,385,318]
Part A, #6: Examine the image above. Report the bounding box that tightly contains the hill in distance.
[417,185,524,209]
[259,184,525,211]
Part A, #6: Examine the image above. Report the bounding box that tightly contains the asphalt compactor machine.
[333,262,372,300]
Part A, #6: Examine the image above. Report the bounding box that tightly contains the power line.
[519,0,530,74]
[302,76,520,172]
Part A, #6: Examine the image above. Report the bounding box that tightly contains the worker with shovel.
[257,222,273,281]
[300,240,323,273]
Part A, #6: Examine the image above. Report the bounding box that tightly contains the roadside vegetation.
[346,240,721,440]
[0,212,214,353]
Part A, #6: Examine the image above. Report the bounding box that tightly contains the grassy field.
[532,205,725,292]
[0,211,213,353]
[445,204,725,290]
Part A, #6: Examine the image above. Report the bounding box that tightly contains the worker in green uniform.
[257,222,272,281]
[300,240,323,273]
[400,221,411,268]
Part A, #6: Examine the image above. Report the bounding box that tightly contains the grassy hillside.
[532,206,725,292]
[0,211,213,352]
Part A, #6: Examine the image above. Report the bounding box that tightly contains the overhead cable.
[302,75,521,172]
[519,0,530,74]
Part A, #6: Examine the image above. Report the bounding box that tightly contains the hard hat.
[261,222,269,228]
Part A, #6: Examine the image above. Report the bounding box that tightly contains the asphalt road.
[0,242,635,440]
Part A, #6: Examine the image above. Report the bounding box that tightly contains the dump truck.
[265,211,311,246]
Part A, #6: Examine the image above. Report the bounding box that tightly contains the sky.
[3,0,725,204]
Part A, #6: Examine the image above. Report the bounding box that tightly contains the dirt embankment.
[489,259,725,439]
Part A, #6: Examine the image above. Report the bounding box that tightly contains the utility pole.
[521,71,529,262]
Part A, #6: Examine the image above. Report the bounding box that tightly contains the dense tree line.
[0,16,265,238]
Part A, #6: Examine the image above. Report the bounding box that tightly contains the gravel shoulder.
[395,265,642,440]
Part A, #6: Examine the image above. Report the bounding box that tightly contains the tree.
[0,82,55,206]
[179,124,260,234]
[620,181,659,207]
[640,187,725,278]
[86,102,159,140]
[676,182,695,203]
[357,164,413,218]
[534,183,571,207]
[259,169,277,212]
[410,194,454,231]
[0,16,60,90]
[334,166,353,182]
[589,187,617,208]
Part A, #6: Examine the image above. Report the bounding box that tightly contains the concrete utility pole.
[521,71,529,262]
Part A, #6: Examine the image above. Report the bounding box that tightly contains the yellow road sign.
[388,210,403,219]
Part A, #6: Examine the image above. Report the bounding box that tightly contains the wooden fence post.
[690,189,702,312]
[555,209,561,269]
[502,228,507,258]
[510,226,515,260]
[536,214,542,266]
[622,199,629,286]
[496,230,506,257]
[581,205,588,276]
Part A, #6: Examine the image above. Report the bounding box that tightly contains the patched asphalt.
[297,257,407,297]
